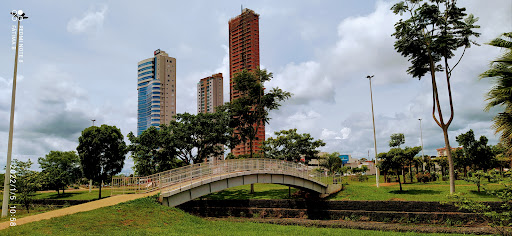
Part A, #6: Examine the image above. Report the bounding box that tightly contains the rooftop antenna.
[241,4,243,13]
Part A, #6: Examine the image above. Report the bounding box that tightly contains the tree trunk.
[442,126,456,194]
[250,183,254,194]
[63,187,65,194]
[98,183,102,199]
[409,162,413,183]
[397,169,402,191]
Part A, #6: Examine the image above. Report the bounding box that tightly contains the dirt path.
[0,191,158,230]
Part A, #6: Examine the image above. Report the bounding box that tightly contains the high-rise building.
[197,73,223,114]
[137,49,176,135]
[197,73,224,163]
[228,8,264,156]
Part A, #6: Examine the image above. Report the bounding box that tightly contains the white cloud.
[67,5,108,34]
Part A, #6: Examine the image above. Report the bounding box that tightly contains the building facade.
[137,49,176,135]
[197,73,223,114]
[228,8,264,156]
[197,73,224,163]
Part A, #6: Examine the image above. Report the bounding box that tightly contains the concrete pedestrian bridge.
[112,159,341,207]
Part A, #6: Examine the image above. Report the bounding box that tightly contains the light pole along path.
[367,75,379,188]
[2,10,28,218]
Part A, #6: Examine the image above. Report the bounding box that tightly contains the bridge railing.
[111,158,341,195]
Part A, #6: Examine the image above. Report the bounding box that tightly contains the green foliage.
[169,112,233,164]
[38,151,81,194]
[392,0,480,194]
[77,124,127,199]
[481,32,512,155]
[12,159,40,212]
[464,170,486,192]
[379,146,422,191]
[456,129,495,170]
[261,128,325,163]
[450,171,512,235]
[225,69,291,158]
[389,133,405,148]
[319,152,346,175]
[127,126,179,176]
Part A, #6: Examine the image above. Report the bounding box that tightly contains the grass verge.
[2,196,476,236]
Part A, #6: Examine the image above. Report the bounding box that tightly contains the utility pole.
[367,75,379,188]
[3,10,28,218]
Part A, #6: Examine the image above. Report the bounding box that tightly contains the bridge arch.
[112,159,341,207]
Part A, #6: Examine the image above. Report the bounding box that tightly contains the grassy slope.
[3,197,472,236]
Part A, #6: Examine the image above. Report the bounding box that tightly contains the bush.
[356,174,368,182]
[416,172,432,183]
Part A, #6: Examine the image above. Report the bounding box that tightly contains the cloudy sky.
[0,1,511,173]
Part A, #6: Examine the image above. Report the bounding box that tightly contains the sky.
[0,0,511,174]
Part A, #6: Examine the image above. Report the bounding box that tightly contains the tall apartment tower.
[197,73,224,163]
[228,8,264,156]
[197,73,223,114]
[137,49,177,135]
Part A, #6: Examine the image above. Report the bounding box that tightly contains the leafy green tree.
[127,127,182,176]
[389,133,405,148]
[413,155,424,175]
[12,159,40,212]
[453,147,470,177]
[38,151,81,194]
[404,146,422,182]
[481,32,512,155]
[456,129,495,171]
[261,128,325,163]
[77,125,127,199]
[320,152,344,174]
[163,111,233,164]
[491,142,511,174]
[436,156,449,178]
[226,69,292,158]
[392,0,480,194]
[378,148,406,191]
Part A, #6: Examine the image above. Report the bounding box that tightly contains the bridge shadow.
[204,187,297,200]
[388,189,442,195]
[37,192,82,199]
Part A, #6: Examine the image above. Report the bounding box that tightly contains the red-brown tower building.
[228,8,264,156]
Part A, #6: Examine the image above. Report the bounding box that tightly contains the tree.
[77,125,127,199]
[227,69,292,158]
[436,155,449,178]
[320,152,345,175]
[261,128,326,163]
[456,129,494,171]
[391,0,480,194]
[127,127,183,176]
[378,148,406,191]
[166,112,233,164]
[389,133,405,148]
[38,151,81,194]
[481,32,512,155]
[453,147,470,177]
[12,159,40,212]
[403,146,422,182]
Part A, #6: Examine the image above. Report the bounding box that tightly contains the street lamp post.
[419,118,425,171]
[367,75,379,188]
[2,10,28,218]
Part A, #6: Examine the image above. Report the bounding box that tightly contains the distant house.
[436,147,462,157]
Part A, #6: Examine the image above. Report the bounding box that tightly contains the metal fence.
[111,158,341,195]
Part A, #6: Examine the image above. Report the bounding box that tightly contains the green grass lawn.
[330,175,503,202]
[2,196,475,236]
[33,189,112,201]
[204,176,503,202]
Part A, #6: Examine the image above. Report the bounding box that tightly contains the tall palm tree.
[481,32,512,154]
